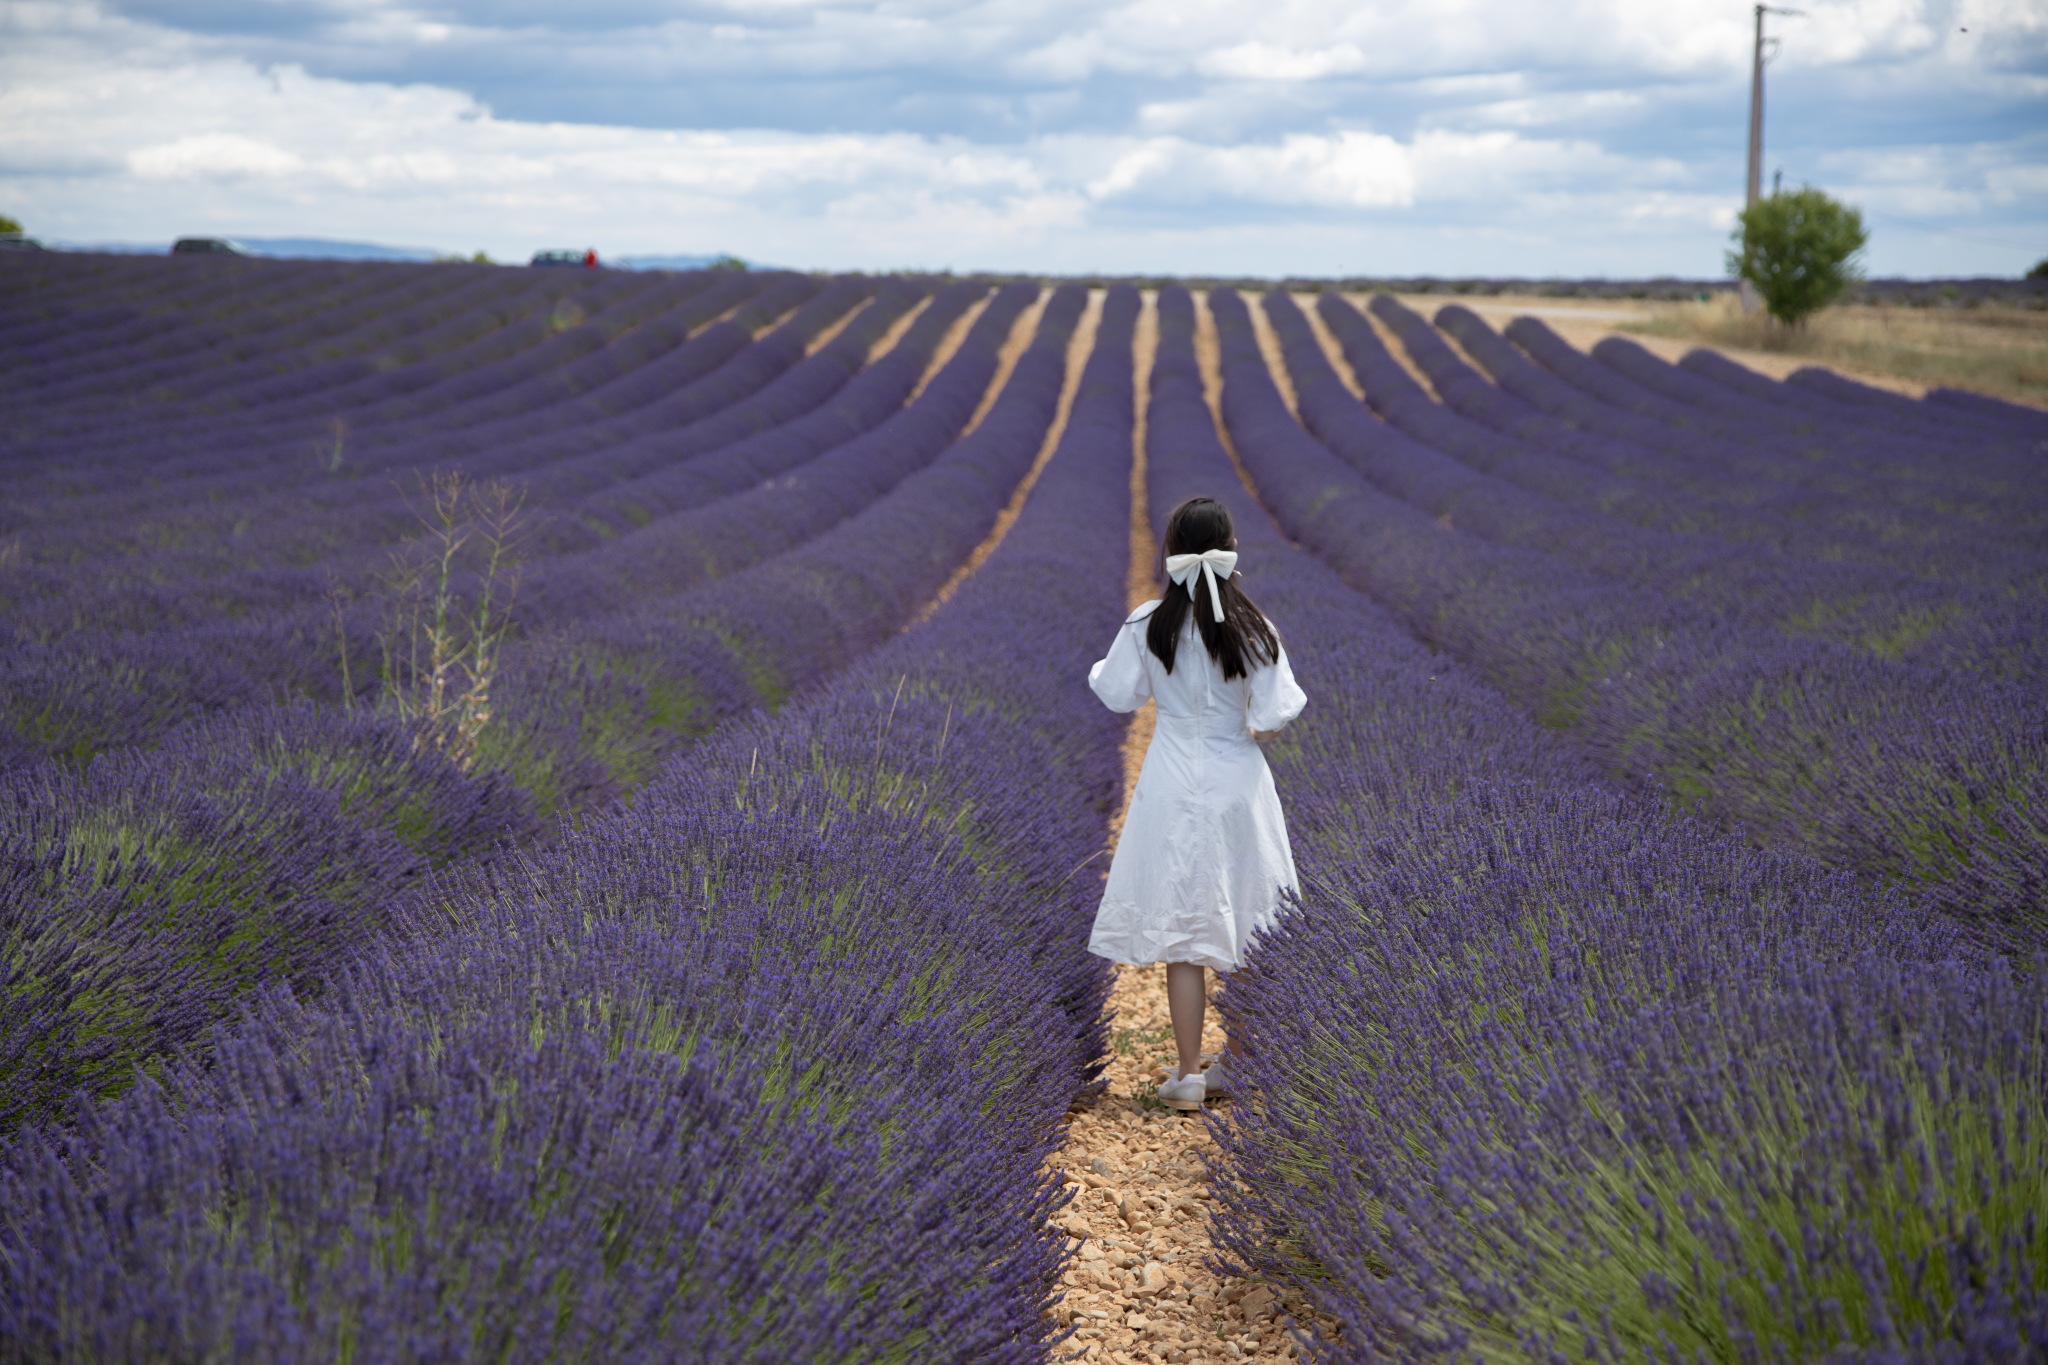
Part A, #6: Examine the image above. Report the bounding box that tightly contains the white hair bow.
[1164,549,1239,622]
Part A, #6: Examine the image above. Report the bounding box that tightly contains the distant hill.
[238,237,441,261]
[214,242,748,270]
[612,253,728,271]
[42,236,440,260]
[35,239,753,269]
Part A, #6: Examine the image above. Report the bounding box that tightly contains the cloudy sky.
[3,0,2044,276]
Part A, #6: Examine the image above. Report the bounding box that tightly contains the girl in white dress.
[1087,496,1307,1110]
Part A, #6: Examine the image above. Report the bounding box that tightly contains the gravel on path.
[1040,964,1337,1363]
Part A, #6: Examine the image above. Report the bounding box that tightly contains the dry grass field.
[1628,292,2048,410]
[1392,290,2048,411]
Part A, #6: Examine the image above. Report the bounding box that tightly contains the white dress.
[1087,600,1308,971]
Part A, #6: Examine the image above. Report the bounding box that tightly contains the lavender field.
[1,252,2043,1363]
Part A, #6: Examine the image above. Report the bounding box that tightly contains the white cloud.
[1085,131,1417,208]
[1197,42,1371,82]
[130,133,306,179]
[1,0,2041,275]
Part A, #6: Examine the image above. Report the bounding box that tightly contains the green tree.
[1726,186,1869,327]
[2028,257,2048,279]
[0,214,22,235]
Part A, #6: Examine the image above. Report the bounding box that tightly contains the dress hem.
[1087,943,1244,973]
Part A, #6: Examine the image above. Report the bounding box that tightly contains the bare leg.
[1166,963,1207,1076]
[1218,967,1244,1060]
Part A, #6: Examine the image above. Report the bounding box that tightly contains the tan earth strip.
[907,290,1102,627]
[1343,293,1442,400]
[1407,299,1507,384]
[963,289,1052,437]
[909,292,999,401]
[750,302,807,340]
[1244,299,1298,421]
[687,292,758,338]
[1115,290,1162,844]
[862,294,935,363]
[1190,292,1283,532]
[1130,293,1161,612]
[802,291,875,355]
[1293,296,1364,400]
[1040,289,1332,1365]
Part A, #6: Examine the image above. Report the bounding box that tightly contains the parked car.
[0,232,44,251]
[171,237,248,255]
[532,248,599,268]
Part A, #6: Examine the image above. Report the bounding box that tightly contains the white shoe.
[1201,1057,1233,1098]
[1156,1068,1206,1110]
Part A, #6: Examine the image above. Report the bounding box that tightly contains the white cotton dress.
[1087,600,1308,971]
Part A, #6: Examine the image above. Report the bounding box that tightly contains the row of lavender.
[11,254,2037,1355]
[1330,296,2045,681]
[1227,291,2045,945]
[4,260,717,491]
[4,264,844,624]
[1121,286,2046,1361]
[1,290,1143,1359]
[0,266,970,771]
[0,267,1068,1135]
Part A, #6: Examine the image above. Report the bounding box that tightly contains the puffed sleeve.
[1246,641,1307,733]
[1088,603,1158,714]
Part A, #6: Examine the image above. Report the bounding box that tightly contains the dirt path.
[803,288,891,354]
[689,291,761,338]
[1190,292,1283,536]
[962,288,1053,435]
[1115,290,1159,843]
[854,292,934,362]
[1043,290,1330,1365]
[910,291,997,399]
[913,290,1101,626]
[750,299,807,340]
[1351,298,1441,399]
[1295,302,1362,401]
[1244,300,1298,422]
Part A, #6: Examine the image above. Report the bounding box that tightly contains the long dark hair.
[1145,497,1279,680]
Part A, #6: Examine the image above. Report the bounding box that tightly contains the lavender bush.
[1208,288,2047,944]
[1219,787,2048,1363]
[1,271,780,565]
[1375,296,2043,561]
[0,278,1145,1364]
[469,282,1072,796]
[0,277,913,646]
[1432,302,2040,526]
[0,281,950,768]
[8,251,2042,1360]
[1276,296,2044,681]
[1130,284,2048,1363]
[0,702,535,1132]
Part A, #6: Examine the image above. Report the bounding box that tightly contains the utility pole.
[1746,4,1805,207]
[1741,4,1803,310]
